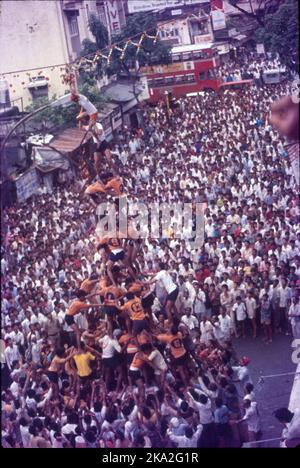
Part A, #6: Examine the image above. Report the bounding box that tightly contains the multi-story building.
[0,0,126,109]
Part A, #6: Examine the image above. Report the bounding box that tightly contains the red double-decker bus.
[141,42,221,103]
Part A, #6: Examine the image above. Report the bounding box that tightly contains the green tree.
[25,96,77,132]
[80,12,171,101]
[255,0,299,73]
[25,84,108,132]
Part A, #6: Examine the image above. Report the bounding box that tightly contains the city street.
[234,333,297,446]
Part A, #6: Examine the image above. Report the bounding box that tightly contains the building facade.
[0,0,126,109]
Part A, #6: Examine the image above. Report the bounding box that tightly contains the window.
[186,74,195,83]
[175,75,185,84]
[30,86,48,100]
[172,53,181,62]
[154,78,164,87]
[182,52,192,61]
[68,14,79,36]
[165,76,174,85]
[199,71,206,80]
[202,51,210,59]
[148,79,154,87]
[159,30,166,38]
[193,52,203,60]
[96,4,108,29]
[208,69,215,79]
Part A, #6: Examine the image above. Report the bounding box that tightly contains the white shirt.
[245,298,257,319]
[98,336,121,359]
[154,270,177,294]
[233,302,247,321]
[92,122,105,144]
[242,402,260,432]
[181,314,199,330]
[278,286,291,308]
[168,425,203,448]
[191,398,214,424]
[218,314,232,336]
[4,345,20,370]
[148,349,167,373]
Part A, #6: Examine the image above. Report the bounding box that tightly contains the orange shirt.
[157,332,186,359]
[128,281,143,294]
[122,297,145,321]
[85,180,106,194]
[105,177,123,196]
[66,300,91,316]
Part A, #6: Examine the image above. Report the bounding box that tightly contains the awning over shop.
[50,128,91,153]
[104,82,143,103]
[33,147,70,172]
[232,34,247,42]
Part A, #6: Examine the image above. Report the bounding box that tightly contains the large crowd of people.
[1,61,299,448]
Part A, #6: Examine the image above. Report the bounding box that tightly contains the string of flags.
[1,29,160,94]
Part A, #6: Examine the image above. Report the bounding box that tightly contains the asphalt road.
[233,331,296,447]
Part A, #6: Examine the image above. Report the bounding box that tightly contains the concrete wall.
[0,0,98,109]
[0,1,71,108]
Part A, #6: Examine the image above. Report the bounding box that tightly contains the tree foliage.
[25,83,108,131]
[81,12,171,81]
[255,0,299,73]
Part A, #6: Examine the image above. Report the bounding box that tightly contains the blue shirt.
[214,405,230,424]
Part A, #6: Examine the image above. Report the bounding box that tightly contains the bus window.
[202,51,210,59]
[193,52,203,60]
[199,71,206,80]
[175,75,185,84]
[154,77,164,87]
[165,76,174,85]
[172,53,181,62]
[186,74,195,82]
[182,52,192,61]
[148,79,153,88]
[207,69,215,79]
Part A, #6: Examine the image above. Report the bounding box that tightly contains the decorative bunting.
[2,27,162,89]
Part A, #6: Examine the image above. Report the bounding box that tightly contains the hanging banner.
[128,1,207,14]
[15,168,39,202]
[211,0,226,31]
[105,0,121,34]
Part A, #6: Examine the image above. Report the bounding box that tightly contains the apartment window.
[182,52,192,61]
[68,14,79,36]
[30,86,48,100]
